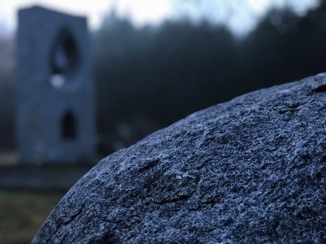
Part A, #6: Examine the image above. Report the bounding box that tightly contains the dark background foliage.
[93,2,326,154]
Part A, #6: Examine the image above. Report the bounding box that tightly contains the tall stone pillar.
[15,6,96,164]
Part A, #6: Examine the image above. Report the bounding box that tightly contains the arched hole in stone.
[50,28,79,88]
[61,111,77,140]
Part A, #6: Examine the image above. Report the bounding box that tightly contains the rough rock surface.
[34,74,326,243]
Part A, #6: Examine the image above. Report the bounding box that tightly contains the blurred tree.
[93,3,326,155]
[93,15,240,153]
[241,3,326,87]
[0,36,14,151]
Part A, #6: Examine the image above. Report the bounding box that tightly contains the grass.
[0,190,65,243]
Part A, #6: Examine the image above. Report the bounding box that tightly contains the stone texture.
[34,74,326,243]
[16,6,96,164]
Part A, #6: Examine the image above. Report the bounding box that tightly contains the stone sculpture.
[15,6,96,164]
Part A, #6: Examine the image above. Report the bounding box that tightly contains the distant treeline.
[93,3,326,154]
[0,3,325,154]
[0,36,14,151]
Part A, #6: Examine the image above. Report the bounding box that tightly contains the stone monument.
[15,6,96,164]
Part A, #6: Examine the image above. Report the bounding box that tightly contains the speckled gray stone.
[34,73,326,243]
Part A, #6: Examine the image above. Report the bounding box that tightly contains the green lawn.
[0,190,65,243]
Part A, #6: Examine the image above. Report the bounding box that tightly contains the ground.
[0,190,64,243]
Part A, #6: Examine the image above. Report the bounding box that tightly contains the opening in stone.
[50,27,79,88]
[62,110,77,140]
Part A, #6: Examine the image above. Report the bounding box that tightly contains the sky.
[0,0,320,37]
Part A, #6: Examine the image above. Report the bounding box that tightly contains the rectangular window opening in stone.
[62,110,77,140]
